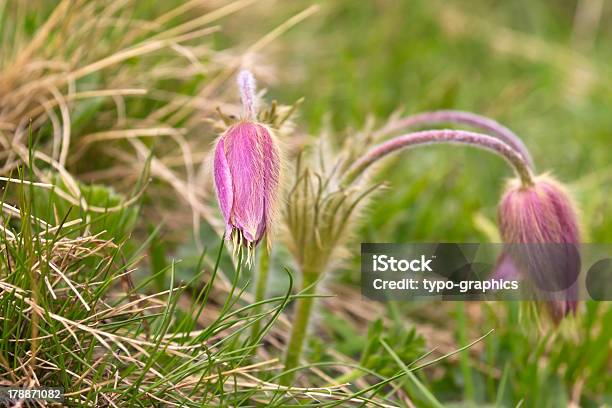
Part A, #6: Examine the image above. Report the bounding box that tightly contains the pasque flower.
[213,71,281,259]
[497,174,581,322]
[342,127,581,323]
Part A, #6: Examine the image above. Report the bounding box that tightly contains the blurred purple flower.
[496,175,581,322]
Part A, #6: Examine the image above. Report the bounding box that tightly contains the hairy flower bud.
[213,71,281,261]
[214,121,281,255]
[496,175,581,322]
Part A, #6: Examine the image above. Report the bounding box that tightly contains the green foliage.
[0,176,306,406]
[30,173,140,243]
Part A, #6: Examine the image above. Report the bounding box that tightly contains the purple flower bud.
[497,175,581,322]
[214,121,281,250]
[213,70,281,260]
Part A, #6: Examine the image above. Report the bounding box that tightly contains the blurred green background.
[223,0,611,244]
[215,1,611,405]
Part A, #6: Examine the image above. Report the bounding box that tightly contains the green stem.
[250,246,270,341]
[332,368,366,386]
[456,303,475,402]
[280,271,319,385]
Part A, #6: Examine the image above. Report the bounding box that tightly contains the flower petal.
[259,125,281,241]
[225,122,265,242]
[491,252,521,281]
[213,136,233,236]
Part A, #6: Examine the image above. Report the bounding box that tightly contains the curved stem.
[375,110,534,170]
[343,129,534,187]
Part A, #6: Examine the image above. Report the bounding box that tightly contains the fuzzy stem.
[343,129,535,187]
[250,247,270,340]
[375,110,534,169]
[281,271,319,386]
